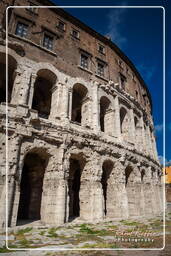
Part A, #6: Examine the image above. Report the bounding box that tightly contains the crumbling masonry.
[0,0,163,228]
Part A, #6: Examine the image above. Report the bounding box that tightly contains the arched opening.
[17,149,49,224]
[125,165,133,186]
[101,160,113,216]
[100,96,111,133]
[141,169,145,182]
[157,169,161,182]
[120,107,129,141]
[32,69,57,119]
[71,83,88,124]
[134,116,138,128]
[68,155,85,220]
[0,53,17,103]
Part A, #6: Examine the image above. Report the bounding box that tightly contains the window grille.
[97,62,105,77]
[15,22,28,38]
[43,34,53,50]
[80,54,88,69]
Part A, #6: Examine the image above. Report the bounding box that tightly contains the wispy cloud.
[159,155,171,166]
[155,123,171,133]
[137,64,156,82]
[158,155,165,165]
[105,3,127,47]
[155,124,163,133]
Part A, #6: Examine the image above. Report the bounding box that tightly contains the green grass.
[47,227,59,238]
[0,246,11,253]
[107,224,118,229]
[81,242,119,248]
[4,244,21,251]
[150,219,163,228]
[120,220,142,226]
[39,230,46,236]
[18,238,32,247]
[79,224,108,236]
[16,227,33,235]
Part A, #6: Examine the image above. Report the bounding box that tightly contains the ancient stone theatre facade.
[0,0,163,228]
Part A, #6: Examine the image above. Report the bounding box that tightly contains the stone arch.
[33,62,60,79]
[120,106,130,141]
[17,148,50,224]
[32,69,57,118]
[70,78,89,92]
[0,52,17,103]
[125,165,135,186]
[68,152,86,220]
[101,159,114,216]
[71,83,89,125]
[100,96,112,134]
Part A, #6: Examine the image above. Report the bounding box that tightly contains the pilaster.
[129,107,136,144]
[28,73,37,108]
[92,81,100,132]
[114,95,121,139]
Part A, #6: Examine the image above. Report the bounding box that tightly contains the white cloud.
[155,124,163,133]
[137,64,156,82]
[166,160,171,166]
[105,3,127,47]
[158,155,171,166]
[158,155,166,166]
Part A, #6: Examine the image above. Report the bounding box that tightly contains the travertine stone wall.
[0,43,163,228]
[0,1,163,229]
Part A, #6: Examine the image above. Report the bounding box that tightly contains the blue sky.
[51,0,170,165]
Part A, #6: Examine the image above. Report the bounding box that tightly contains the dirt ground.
[0,213,170,256]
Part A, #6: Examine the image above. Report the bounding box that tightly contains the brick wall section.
[4,0,152,115]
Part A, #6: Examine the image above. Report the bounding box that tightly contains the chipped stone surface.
[0,0,163,232]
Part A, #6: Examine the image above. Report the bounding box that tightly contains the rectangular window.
[15,22,28,38]
[98,44,105,54]
[80,54,88,69]
[43,34,53,51]
[97,62,105,77]
[120,73,126,89]
[57,20,65,31]
[72,29,79,39]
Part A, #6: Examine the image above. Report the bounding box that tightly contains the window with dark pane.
[58,21,65,31]
[80,54,88,69]
[99,44,105,54]
[97,62,105,77]
[43,34,53,51]
[15,22,28,38]
[72,29,79,39]
[120,73,126,89]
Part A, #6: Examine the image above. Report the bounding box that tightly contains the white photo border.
[5,5,165,251]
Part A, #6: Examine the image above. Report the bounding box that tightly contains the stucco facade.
[0,0,163,229]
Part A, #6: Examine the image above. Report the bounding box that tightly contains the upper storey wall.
[4,0,152,114]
